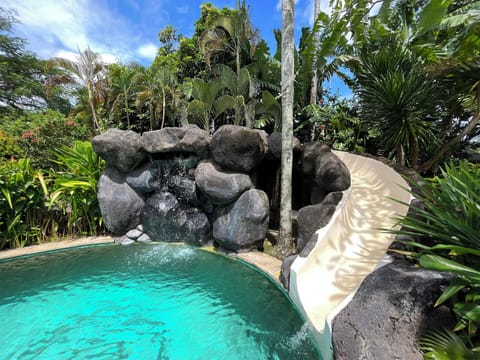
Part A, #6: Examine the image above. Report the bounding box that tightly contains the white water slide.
[289,151,412,359]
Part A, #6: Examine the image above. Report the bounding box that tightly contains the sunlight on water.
[0,244,321,359]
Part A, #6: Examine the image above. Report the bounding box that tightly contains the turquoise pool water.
[0,244,320,359]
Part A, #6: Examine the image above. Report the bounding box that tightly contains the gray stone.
[136,224,144,232]
[213,189,269,251]
[136,233,152,243]
[268,132,302,159]
[302,142,331,175]
[179,125,210,154]
[211,125,267,172]
[92,129,146,173]
[280,254,298,290]
[126,161,159,193]
[195,161,253,205]
[142,127,187,153]
[97,166,145,235]
[126,229,143,239]
[296,197,340,254]
[143,192,210,245]
[332,261,455,360]
[314,151,351,192]
[120,238,135,246]
[174,208,211,246]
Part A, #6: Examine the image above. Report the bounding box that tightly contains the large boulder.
[97,166,145,234]
[143,192,210,245]
[195,161,253,205]
[179,125,211,154]
[296,192,343,255]
[314,151,351,192]
[93,129,146,173]
[142,127,186,153]
[280,254,298,290]
[126,161,160,193]
[302,142,331,176]
[211,125,267,172]
[142,125,210,155]
[268,132,302,159]
[213,189,269,251]
[332,260,455,360]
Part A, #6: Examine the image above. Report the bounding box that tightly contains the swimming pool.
[0,243,320,359]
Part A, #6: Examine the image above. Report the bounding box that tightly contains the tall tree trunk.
[309,0,321,141]
[161,91,166,129]
[124,89,130,128]
[275,0,295,259]
[87,82,99,133]
[309,0,321,105]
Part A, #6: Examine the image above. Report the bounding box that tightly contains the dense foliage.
[392,161,480,355]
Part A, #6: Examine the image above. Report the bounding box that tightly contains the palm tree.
[213,64,258,127]
[275,0,295,258]
[107,63,138,128]
[135,67,176,130]
[186,78,224,132]
[199,0,256,76]
[355,44,439,168]
[51,47,106,133]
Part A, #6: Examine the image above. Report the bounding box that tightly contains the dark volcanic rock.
[195,161,253,205]
[142,125,210,155]
[97,166,145,234]
[302,142,331,176]
[211,125,267,172]
[213,189,269,251]
[314,151,351,192]
[332,261,455,360]
[296,192,343,254]
[126,161,159,193]
[267,132,302,159]
[280,254,298,290]
[93,129,146,173]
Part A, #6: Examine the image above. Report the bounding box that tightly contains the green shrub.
[0,110,90,169]
[49,141,106,236]
[0,158,53,249]
[392,161,480,355]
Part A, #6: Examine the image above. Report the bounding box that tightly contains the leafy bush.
[0,158,52,249]
[392,161,480,355]
[49,141,106,236]
[0,141,106,248]
[0,110,90,169]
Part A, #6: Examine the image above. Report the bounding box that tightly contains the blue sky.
[4,0,350,96]
[4,0,329,65]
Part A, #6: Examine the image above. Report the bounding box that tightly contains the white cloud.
[137,43,158,60]
[176,5,189,14]
[3,0,159,65]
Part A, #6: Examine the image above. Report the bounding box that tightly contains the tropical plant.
[0,110,89,169]
[49,141,105,236]
[49,47,106,133]
[355,44,440,168]
[213,64,258,127]
[392,160,480,354]
[0,158,51,249]
[186,78,224,132]
[420,329,478,359]
[135,66,177,130]
[199,0,257,75]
